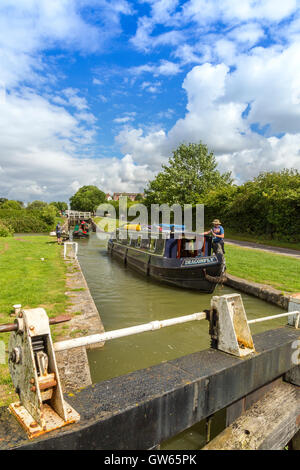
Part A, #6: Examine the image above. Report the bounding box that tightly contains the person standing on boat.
[204,219,225,255]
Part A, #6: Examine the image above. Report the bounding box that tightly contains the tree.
[50,201,68,212]
[40,205,57,226]
[70,185,106,212]
[26,200,48,211]
[202,168,300,241]
[0,198,8,206]
[1,200,23,210]
[144,142,232,205]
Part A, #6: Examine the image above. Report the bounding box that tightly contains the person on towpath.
[56,222,62,245]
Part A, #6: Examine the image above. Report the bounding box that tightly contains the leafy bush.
[26,200,48,211]
[50,201,68,213]
[39,205,57,226]
[201,169,300,242]
[1,200,23,210]
[0,220,14,237]
[0,209,56,233]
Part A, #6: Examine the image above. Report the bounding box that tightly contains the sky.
[0,0,300,203]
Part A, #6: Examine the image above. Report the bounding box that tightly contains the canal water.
[77,233,285,449]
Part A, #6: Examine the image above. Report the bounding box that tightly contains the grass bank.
[225,244,300,293]
[225,229,300,251]
[0,235,68,406]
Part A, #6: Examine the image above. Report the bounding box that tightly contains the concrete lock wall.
[0,326,299,450]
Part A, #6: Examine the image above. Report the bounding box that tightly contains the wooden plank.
[285,366,300,386]
[225,377,283,426]
[204,382,300,450]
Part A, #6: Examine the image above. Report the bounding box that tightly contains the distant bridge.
[66,210,92,220]
[65,210,96,231]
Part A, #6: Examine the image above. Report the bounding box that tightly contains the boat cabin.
[113,227,212,259]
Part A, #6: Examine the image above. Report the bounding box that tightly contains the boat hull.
[107,241,223,293]
[73,232,89,239]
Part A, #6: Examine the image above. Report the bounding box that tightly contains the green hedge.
[0,220,14,237]
[0,209,55,233]
[200,170,300,242]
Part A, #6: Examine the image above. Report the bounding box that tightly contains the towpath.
[226,239,300,260]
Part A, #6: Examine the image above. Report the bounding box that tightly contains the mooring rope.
[204,271,227,284]
[204,244,227,284]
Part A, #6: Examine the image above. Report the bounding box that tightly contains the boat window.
[155,238,165,255]
[141,238,150,249]
[149,238,156,252]
[179,238,198,257]
[120,231,129,245]
[130,237,136,247]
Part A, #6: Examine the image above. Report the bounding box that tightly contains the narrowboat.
[107,225,225,293]
[72,221,90,239]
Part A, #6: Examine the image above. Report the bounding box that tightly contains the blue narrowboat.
[107,225,225,293]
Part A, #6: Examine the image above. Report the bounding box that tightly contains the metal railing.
[53,308,300,353]
[66,210,91,218]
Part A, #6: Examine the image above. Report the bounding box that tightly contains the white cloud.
[0,88,151,200]
[0,0,147,201]
[226,42,300,134]
[0,0,133,89]
[116,40,300,183]
[228,23,265,45]
[116,127,170,169]
[217,133,300,183]
[62,88,89,110]
[113,116,134,123]
[130,0,298,69]
[99,94,108,103]
[157,108,175,119]
[1,0,300,202]
[173,44,203,64]
[141,81,162,93]
[93,78,103,85]
[182,0,298,25]
[130,0,181,51]
[129,59,181,77]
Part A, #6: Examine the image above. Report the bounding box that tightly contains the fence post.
[288,294,300,327]
[210,294,255,357]
[284,294,300,387]
[63,242,78,259]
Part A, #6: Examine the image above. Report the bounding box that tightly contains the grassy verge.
[0,235,68,406]
[225,229,300,251]
[226,244,300,293]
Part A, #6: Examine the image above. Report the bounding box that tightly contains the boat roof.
[116,227,206,240]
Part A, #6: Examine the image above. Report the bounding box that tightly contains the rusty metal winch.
[1,293,299,440]
[7,308,80,439]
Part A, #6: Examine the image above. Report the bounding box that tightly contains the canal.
[77,233,286,449]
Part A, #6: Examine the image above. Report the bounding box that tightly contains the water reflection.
[77,234,285,449]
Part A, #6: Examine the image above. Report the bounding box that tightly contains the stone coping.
[55,251,105,392]
[224,273,291,310]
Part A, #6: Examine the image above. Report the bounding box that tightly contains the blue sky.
[0,0,300,202]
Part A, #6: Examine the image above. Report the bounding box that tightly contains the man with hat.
[204,219,225,255]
